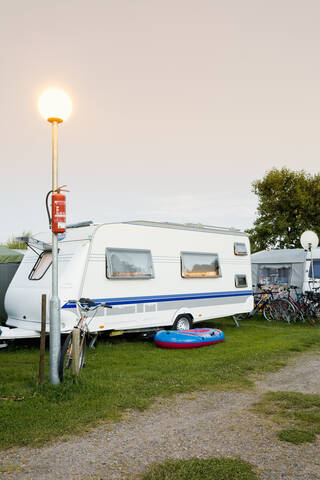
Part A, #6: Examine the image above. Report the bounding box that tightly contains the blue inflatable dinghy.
[154,328,225,349]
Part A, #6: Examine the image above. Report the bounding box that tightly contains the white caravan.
[1,221,253,340]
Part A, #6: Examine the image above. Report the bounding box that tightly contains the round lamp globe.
[38,89,72,123]
[300,230,319,250]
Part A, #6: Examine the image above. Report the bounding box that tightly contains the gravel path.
[1,351,320,480]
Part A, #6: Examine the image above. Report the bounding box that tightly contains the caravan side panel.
[76,223,253,332]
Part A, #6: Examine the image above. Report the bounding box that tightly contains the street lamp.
[38,88,72,385]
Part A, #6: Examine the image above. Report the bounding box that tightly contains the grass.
[126,458,260,480]
[253,390,320,444]
[1,231,30,250]
[1,316,320,449]
[277,429,316,444]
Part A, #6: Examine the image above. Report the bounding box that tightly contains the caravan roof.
[251,249,306,264]
[251,248,320,264]
[30,220,248,245]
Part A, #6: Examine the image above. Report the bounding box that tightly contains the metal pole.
[39,294,47,383]
[50,120,61,384]
[310,246,315,291]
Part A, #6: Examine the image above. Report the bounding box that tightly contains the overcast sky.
[1,0,320,242]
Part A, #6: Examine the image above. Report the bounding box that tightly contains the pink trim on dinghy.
[154,339,224,349]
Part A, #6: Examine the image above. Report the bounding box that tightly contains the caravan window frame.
[308,260,320,279]
[235,274,248,288]
[105,247,155,280]
[180,251,221,278]
[234,242,248,256]
[28,251,52,281]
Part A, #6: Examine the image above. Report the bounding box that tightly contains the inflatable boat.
[154,328,225,349]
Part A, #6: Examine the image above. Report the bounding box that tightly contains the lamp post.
[38,89,72,384]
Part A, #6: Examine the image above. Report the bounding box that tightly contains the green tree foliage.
[246,168,320,252]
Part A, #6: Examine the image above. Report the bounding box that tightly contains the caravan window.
[235,274,247,288]
[106,248,154,279]
[234,242,247,256]
[29,251,52,280]
[181,252,220,278]
[257,265,291,287]
[308,260,320,279]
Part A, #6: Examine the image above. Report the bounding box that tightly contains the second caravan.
[2,221,253,339]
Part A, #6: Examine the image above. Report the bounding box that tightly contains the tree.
[246,168,320,252]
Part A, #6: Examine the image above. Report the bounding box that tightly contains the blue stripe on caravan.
[62,290,253,309]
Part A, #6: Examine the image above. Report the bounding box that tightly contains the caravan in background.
[251,248,320,293]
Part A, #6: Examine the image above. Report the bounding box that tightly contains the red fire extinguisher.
[51,187,67,233]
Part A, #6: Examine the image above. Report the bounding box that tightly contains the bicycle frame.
[59,298,112,381]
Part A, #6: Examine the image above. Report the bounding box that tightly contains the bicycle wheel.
[59,333,72,381]
[59,330,87,381]
[305,306,320,326]
[262,302,274,322]
[78,330,87,372]
[271,299,295,324]
[292,307,304,323]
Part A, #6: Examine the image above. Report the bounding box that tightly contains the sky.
[1,0,320,242]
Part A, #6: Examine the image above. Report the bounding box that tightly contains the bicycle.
[274,285,320,325]
[280,286,305,323]
[302,290,320,325]
[267,296,296,324]
[234,284,277,322]
[249,284,296,324]
[59,298,112,381]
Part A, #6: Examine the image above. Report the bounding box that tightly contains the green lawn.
[127,458,260,480]
[1,316,320,449]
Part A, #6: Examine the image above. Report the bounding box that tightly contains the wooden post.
[39,294,46,383]
[72,328,80,376]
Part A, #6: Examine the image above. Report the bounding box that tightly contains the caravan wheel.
[173,315,192,330]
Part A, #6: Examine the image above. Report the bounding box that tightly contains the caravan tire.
[173,315,193,331]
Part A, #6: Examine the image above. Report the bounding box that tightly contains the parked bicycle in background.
[235,283,320,325]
